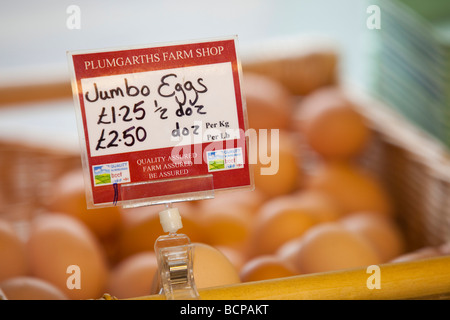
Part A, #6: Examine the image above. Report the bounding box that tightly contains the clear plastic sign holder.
[120,174,215,209]
[153,203,200,300]
[121,174,216,299]
[121,175,215,300]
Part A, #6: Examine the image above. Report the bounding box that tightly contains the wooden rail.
[131,256,450,300]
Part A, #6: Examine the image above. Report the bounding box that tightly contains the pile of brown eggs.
[1,68,448,300]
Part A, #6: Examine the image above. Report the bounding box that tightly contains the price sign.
[68,36,252,207]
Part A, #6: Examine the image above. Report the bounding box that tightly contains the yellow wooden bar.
[130,255,450,300]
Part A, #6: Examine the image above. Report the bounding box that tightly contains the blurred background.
[0,0,372,174]
[1,0,450,300]
[0,0,370,82]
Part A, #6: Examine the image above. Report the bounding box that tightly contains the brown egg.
[0,276,68,300]
[199,189,265,217]
[252,131,302,198]
[192,243,241,289]
[293,223,381,274]
[243,72,294,131]
[106,251,158,299]
[214,245,246,272]
[46,169,122,240]
[27,213,109,299]
[275,236,305,272]
[294,87,370,159]
[306,160,392,216]
[340,212,406,262]
[291,189,343,222]
[439,242,450,255]
[200,204,252,250]
[239,255,297,282]
[250,195,317,257]
[390,247,442,263]
[0,219,28,282]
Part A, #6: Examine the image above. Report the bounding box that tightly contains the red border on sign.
[69,38,252,206]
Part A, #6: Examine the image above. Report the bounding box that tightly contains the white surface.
[0,98,79,152]
[159,207,183,233]
[0,0,370,85]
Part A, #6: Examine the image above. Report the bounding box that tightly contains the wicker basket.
[0,141,81,223]
[347,87,450,251]
[242,35,450,252]
[1,89,448,252]
[0,51,449,300]
[1,34,449,254]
